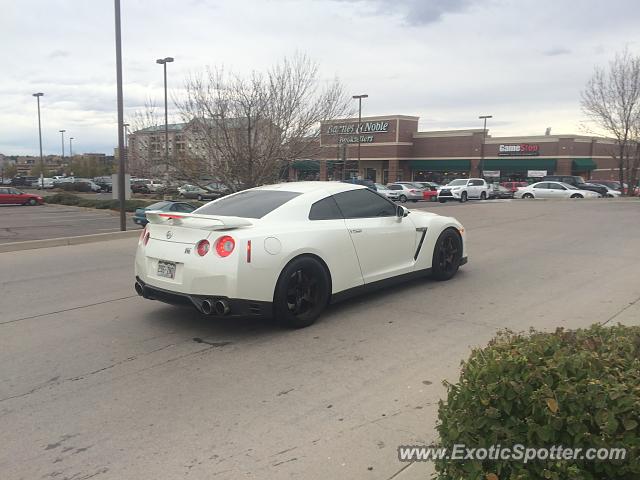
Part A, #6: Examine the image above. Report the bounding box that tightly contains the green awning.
[410,160,471,171]
[572,158,597,170]
[291,160,319,172]
[483,159,557,171]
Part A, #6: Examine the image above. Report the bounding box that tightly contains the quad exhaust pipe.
[201,299,231,316]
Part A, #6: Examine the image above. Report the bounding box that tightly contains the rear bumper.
[135,276,271,318]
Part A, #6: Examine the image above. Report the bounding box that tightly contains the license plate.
[157,260,176,279]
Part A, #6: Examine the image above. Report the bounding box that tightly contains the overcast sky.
[2,0,640,156]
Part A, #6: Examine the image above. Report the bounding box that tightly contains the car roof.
[254,181,367,194]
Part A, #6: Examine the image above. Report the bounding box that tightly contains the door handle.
[349,229,362,234]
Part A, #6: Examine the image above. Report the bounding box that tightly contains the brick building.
[304,115,620,184]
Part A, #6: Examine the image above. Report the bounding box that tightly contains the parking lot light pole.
[156,57,174,179]
[352,94,368,179]
[122,123,129,171]
[33,93,44,188]
[114,0,126,231]
[59,129,66,161]
[478,115,492,178]
[69,137,74,158]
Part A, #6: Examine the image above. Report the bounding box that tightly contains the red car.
[0,187,44,205]
[410,182,440,201]
[500,181,529,192]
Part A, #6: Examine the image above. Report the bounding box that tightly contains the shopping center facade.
[292,114,620,183]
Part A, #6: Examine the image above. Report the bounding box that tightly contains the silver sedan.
[515,181,600,199]
[386,183,423,202]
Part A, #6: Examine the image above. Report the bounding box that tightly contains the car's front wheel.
[480,191,487,200]
[399,194,407,203]
[459,191,468,203]
[570,194,584,199]
[274,256,331,328]
[522,193,534,199]
[27,198,37,206]
[431,228,463,281]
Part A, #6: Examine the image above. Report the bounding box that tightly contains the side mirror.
[396,205,409,218]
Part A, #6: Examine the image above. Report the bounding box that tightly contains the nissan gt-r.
[134,182,467,328]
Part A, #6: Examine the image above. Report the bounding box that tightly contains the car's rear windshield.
[194,190,301,219]
[147,201,172,210]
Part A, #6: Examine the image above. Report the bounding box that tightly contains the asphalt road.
[1,200,639,480]
[0,204,137,243]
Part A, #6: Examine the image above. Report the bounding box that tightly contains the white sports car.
[134,182,467,328]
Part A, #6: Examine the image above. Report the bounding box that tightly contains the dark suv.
[542,175,607,197]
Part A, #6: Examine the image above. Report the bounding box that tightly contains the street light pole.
[114,0,126,231]
[478,115,492,178]
[59,129,66,160]
[123,123,130,172]
[69,137,74,158]
[352,94,368,180]
[156,57,174,178]
[33,92,44,188]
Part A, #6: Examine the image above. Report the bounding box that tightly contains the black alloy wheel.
[431,229,463,280]
[399,194,408,203]
[274,256,330,328]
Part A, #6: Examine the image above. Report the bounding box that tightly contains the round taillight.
[196,239,210,256]
[215,235,235,257]
[143,230,150,246]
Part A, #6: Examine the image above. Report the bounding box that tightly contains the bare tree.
[127,99,163,178]
[177,54,352,190]
[581,49,640,193]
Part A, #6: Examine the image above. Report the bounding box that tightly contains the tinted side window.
[534,183,549,189]
[195,190,301,219]
[470,180,484,186]
[333,189,397,218]
[309,196,343,220]
[388,185,402,190]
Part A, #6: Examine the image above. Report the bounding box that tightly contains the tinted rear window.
[194,190,301,219]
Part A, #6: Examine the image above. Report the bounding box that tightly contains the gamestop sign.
[498,143,540,156]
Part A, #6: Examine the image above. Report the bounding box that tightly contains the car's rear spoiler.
[145,211,252,230]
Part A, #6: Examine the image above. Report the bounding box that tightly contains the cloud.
[334,0,477,25]
[48,49,69,59]
[543,47,572,56]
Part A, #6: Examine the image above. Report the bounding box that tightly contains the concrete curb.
[0,230,140,253]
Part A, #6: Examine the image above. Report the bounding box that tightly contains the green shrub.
[43,194,154,212]
[436,324,640,480]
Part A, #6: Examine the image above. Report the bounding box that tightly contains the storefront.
[310,115,618,184]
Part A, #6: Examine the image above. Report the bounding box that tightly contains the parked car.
[542,175,608,197]
[134,182,467,328]
[372,183,399,200]
[488,184,515,199]
[10,176,38,187]
[500,181,529,192]
[131,179,151,194]
[146,179,166,193]
[438,178,490,203]
[93,176,113,193]
[132,200,197,227]
[386,183,423,203]
[588,183,621,198]
[177,184,218,200]
[515,181,600,199]
[31,178,55,189]
[410,181,439,201]
[587,180,628,194]
[0,187,44,205]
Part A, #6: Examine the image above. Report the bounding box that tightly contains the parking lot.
[1,199,639,480]
[0,204,135,243]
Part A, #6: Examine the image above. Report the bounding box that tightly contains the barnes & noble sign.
[325,120,390,144]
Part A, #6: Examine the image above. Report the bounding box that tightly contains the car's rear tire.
[522,193,534,199]
[273,256,330,328]
[459,191,467,203]
[431,228,463,281]
[399,195,407,203]
[570,194,583,199]
[480,191,487,200]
